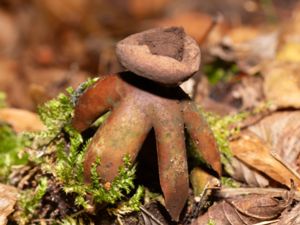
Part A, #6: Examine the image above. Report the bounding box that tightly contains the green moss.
[17,178,48,225]
[202,110,247,165]
[203,59,239,85]
[90,155,136,205]
[0,124,28,181]
[221,176,240,188]
[108,185,145,218]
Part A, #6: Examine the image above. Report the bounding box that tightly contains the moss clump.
[108,185,145,217]
[221,176,240,188]
[203,59,239,85]
[0,124,28,182]
[16,178,48,225]
[202,110,247,165]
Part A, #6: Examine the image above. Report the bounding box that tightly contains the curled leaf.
[0,184,18,225]
[192,192,292,225]
[230,132,300,189]
[248,111,300,173]
[230,157,269,187]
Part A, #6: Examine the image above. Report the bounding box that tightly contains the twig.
[140,206,164,225]
[217,187,300,201]
[270,151,300,181]
[253,219,279,225]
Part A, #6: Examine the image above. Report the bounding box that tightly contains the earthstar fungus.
[72,27,221,221]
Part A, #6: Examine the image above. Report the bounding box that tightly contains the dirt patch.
[139,27,185,61]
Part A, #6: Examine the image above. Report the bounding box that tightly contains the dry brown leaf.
[277,42,300,63]
[34,0,89,25]
[280,4,300,50]
[277,203,300,225]
[0,59,32,109]
[25,67,88,107]
[248,111,300,173]
[127,0,170,19]
[0,108,44,132]
[155,12,226,44]
[191,201,237,225]
[263,61,300,109]
[0,184,18,225]
[228,194,289,220]
[211,31,278,75]
[230,132,300,189]
[192,192,291,225]
[0,10,19,56]
[230,75,265,110]
[227,26,260,44]
[230,157,269,187]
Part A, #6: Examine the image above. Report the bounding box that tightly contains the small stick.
[253,219,279,225]
[217,187,300,201]
[140,206,164,225]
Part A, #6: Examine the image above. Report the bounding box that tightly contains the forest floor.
[1,0,300,224]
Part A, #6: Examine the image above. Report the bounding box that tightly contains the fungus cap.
[116,27,201,86]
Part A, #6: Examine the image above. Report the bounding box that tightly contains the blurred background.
[0,0,299,112]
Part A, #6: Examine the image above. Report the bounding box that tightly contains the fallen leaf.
[127,0,170,19]
[263,61,300,108]
[230,75,265,110]
[227,26,260,44]
[230,157,270,187]
[229,194,289,220]
[230,132,300,189]
[0,10,19,56]
[248,111,300,173]
[277,42,300,63]
[25,67,88,107]
[192,192,292,225]
[0,183,18,225]
[211,31,278,75]
[277,203,300,225]
[155,11,226,44]
[34,0,89,24]
[0,59,32,109]
[0,108,44,132]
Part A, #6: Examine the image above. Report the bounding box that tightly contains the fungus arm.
[72,74,123,132]
[153,104,189,222]
[182,101,221,175]
[83,99,151,183]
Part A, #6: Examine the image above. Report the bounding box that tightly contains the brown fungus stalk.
[72,27,221,221]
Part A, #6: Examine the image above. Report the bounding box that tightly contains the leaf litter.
[2,0,300,224]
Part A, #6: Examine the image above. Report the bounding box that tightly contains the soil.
[139,27,185,61]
